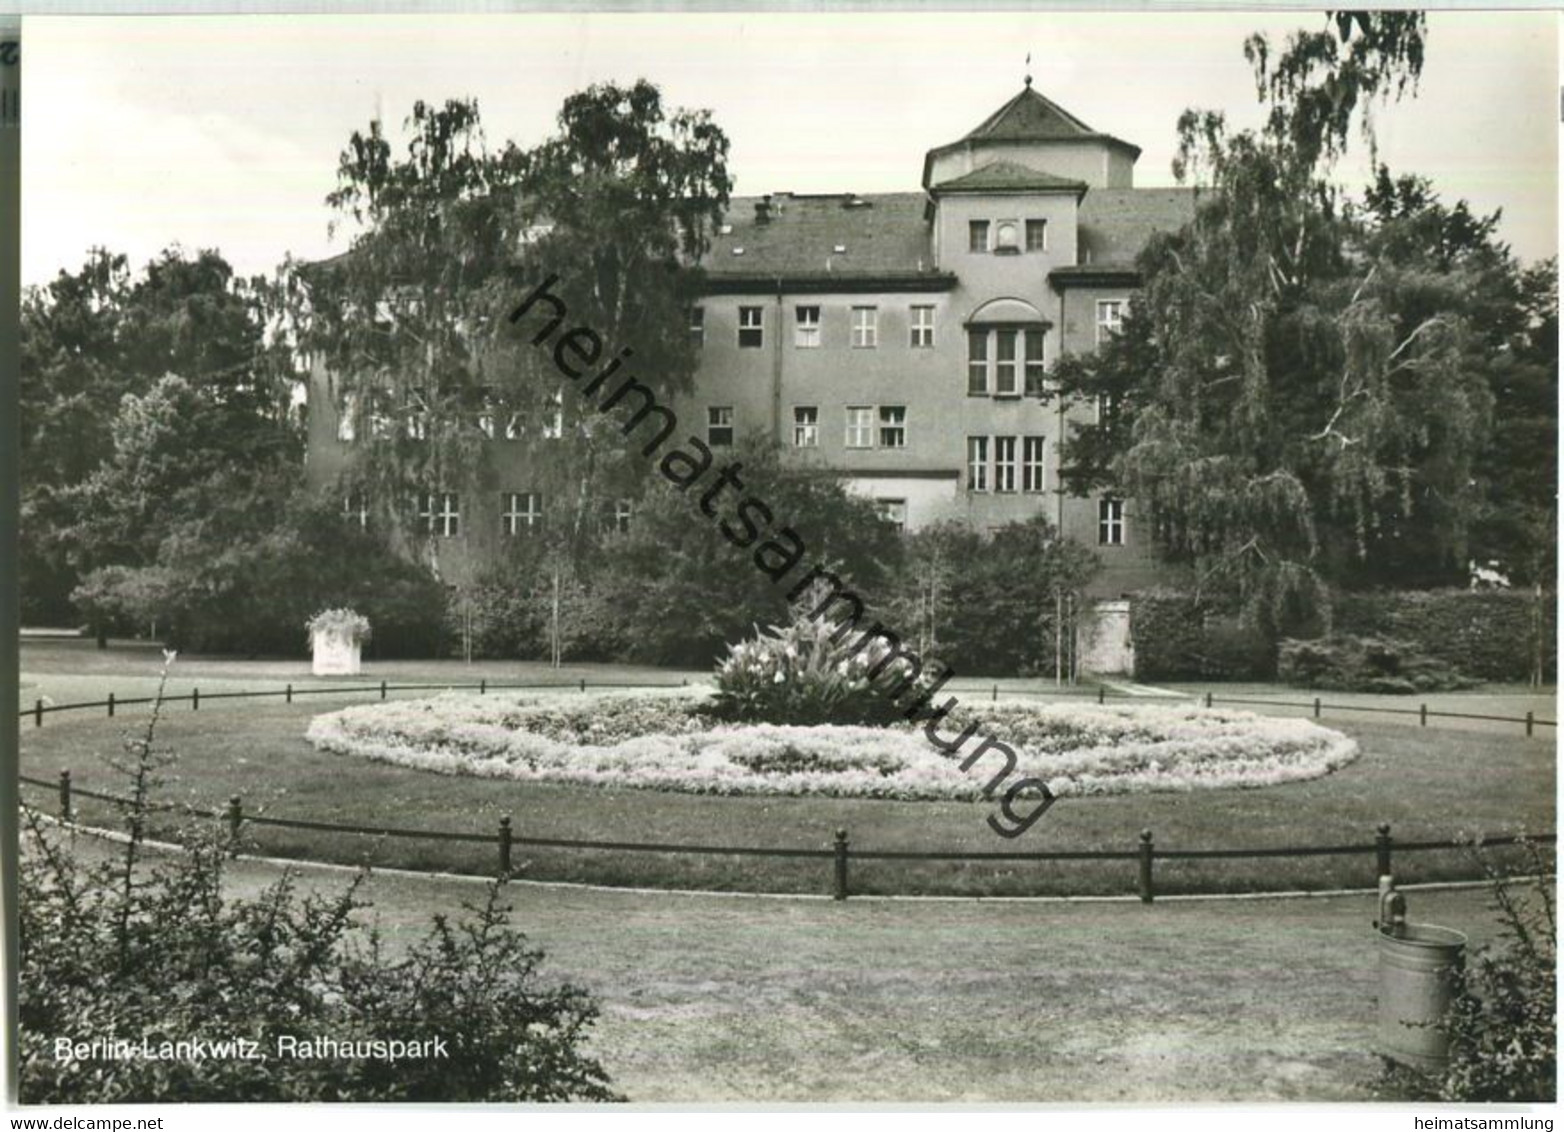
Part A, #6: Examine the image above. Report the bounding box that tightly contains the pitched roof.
[930,160,1088,197]
[963,85,1104,143]
[1076,188,1200,268]
[700,192,938,280]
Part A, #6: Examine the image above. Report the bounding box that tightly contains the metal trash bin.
[1376,881,1467,1072]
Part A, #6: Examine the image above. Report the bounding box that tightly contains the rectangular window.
[343,491,368,529]
[1096,300,1125,344]
[1026,219,1048,252]
[739,306,764,348]
[611,499,633,534]
[689,306,705,346]
[476,410,496,439]
[994,329,1018,396]
[419,492,460,538]
[910,305,935,348]
[502,492,543,536]
[1024,329,1047,396]
[968,220,990,253]
[845,406,874,449]
[967,330,989,395]
[1022,436,1046,493]
[368,396,392,440]
[707,406,735,447]
[966,436,990,492]
[795,305,821,348]
[994,436,1017,493]
[792,405,819,448]
[504,410,524,440]
[877,498,908,531]
[878,405,907,449]
[851,306,878,349]
[1099,498,1125,546]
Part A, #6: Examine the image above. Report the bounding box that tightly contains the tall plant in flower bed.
[712,600,933,728]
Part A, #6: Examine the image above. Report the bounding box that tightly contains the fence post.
[34,698,42,728]
[1204,692,1213,709]
[498,815,513,875]
[1526,711,1535,737]
[1313,696,1320,720]
[59,769,72,822]
[833,828,850,901]
[380,680,387,700]
[1138,830,1155,903]
[285,683,293,704]
[107,692,115,718]
[992,684,998,702]
[1375,822,1393,879]
[1419,703,1427,727]
[1098,685,1106,704]
[481,678,487,696]
[227,795,244,844]
[193,687,200,712]
[580,679,587,693]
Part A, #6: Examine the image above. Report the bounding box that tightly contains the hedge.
[1128,590,1274,682]
[1333,589,1556,684]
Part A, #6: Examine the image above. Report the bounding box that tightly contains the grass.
[33,834,1538,1102]
[19,678,1554,896]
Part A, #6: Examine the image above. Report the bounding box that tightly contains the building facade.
[307,84,1195,603]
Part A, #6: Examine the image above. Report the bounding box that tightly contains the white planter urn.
[311,627,363,676]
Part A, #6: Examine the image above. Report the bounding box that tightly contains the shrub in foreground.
[18,660,621,1103]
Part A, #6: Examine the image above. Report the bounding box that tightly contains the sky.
[22,10,1560,287]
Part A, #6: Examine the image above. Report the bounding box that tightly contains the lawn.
[19,676,1554,896]
[27,833,1538,1102]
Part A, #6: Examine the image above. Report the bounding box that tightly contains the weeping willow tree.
[1055,12,1510,634]
[287,85,731,587]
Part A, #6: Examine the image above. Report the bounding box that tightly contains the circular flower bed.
[304,690,1359,801]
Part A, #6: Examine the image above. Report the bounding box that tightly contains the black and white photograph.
[6,6,1559,1118]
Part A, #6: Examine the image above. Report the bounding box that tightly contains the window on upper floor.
[795,305,821,349]
[994,330,1019,396]
[343,490,369,529]
[845,406,874,449]
[968,220,989,253]
[1024,330,1047,397]
[1099,498,1125,546]
[739,306,764,348]
[610,498,633,535]
[878,405,907,449]
[502,492,543,537]
[793,405,818,448]
[336,394,357,443]
[910,305,935,348]
[1026,219,1048,252]
[542,390,564,439]
[994,435,1017,492]
[707,406,735,447]
[966,436,990,492]
[504,409,524,440]
[1096,299,1126,344]
[851,306,878,349]
[418,491,460,538]
[967,330,989,395]
[1022,436,1046,493]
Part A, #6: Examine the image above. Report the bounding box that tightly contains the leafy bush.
[1335,589,1556,684]
[1379,842,1556,1102]
[19,659,621,1103]
[1128,590,1277,681]
[711,595,933,727]
[1277,634,1477,694]
[306,606,372,645]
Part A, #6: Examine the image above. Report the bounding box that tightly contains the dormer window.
[994,220,1020,255]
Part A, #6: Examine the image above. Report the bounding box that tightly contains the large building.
[308,83,1196,604]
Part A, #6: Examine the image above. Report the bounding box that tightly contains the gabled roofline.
[921,135,1142,190]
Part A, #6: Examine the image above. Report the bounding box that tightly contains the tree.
[22,247,299,625]
[295,84,732,589]
[1054,14,1536,630]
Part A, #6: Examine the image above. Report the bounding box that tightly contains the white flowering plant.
[305,607,372,646]
[306,689,1360,803]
